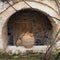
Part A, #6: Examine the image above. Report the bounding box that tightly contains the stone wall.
[0,0,59,13]
[0,0,60,50]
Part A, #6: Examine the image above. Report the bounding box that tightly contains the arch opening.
[7,8,53,47]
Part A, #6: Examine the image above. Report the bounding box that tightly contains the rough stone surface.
[0,0,60,51]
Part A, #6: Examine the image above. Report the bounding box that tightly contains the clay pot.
[21,32,35,48]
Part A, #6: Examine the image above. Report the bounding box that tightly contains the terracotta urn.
[21,32,35,48]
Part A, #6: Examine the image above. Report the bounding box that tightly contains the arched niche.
[0,1,60,49]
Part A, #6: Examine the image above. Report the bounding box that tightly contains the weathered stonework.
[0,0,60,52]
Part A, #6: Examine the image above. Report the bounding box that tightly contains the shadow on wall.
[7,9,53,46]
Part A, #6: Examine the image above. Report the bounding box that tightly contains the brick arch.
[0,1,60,49]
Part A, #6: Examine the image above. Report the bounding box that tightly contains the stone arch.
[0,1,60,49]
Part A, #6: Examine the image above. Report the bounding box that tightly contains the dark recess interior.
[7,9,53,46]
